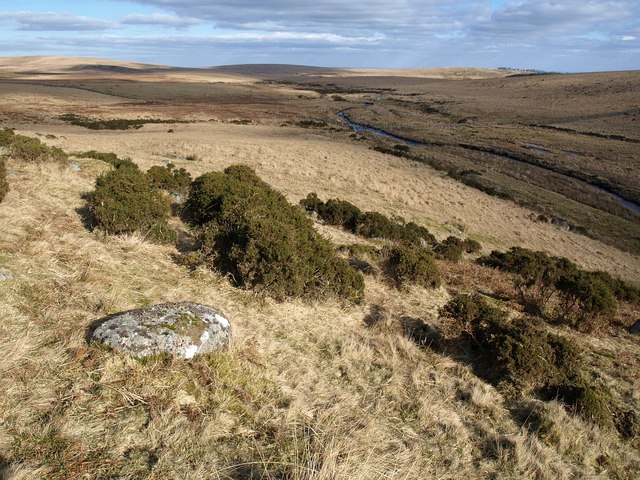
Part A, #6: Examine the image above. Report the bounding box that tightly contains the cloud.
[1,1,638,71]
[473,0,638,38]
[0,11,116,31]
[121,13,201,29]
[116,0,482,35]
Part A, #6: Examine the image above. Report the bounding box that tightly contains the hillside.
[0,57,639,479]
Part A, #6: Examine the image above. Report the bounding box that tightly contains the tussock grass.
[0,154,638,478]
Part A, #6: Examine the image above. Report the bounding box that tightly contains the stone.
[69,161,81,171]
[90,302,231,358]
[629,320,640,334]
[0,267,13,281]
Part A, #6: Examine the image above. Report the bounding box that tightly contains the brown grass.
[0,154,637,479]
[0,62,639,478]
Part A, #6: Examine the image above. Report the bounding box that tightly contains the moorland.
[0,56,639,479]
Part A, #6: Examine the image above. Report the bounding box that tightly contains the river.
[337,111,640,216]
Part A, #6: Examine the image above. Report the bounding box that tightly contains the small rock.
[0,267,13,281]
[69,161,81,171]
[90,302,231,358]
[551,217,571,231]
[629,320,640,334]
[171,192,184,203]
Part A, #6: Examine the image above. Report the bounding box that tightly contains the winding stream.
[338,111,640,215]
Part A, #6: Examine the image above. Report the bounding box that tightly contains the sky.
[0,1,638,72]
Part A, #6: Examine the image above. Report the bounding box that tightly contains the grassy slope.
[0,64,638,477]
[0,152,638,478]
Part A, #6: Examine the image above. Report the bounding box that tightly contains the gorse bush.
[356,211,405,241]
[188,166,364,302]
[434,236,464,262]
[300,193,438,246]
[0,158,8,203]
[87,166,174,242]
[440,292,507,328]
[59,114,188,130]
[440,293,614,429]
[76,150,140,170]
[383,244,441,289]
[147,163,192,193]
[10,135,68,163]
[555,270,617,332]
[0,127,15,147]
[479,247,619,331]
[320,198,363,230]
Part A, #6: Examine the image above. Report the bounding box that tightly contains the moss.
[384,243,441,289]
[155,313,204,342]
[0,158,8,203]
[189,165,364,302]
[86,166,174,243]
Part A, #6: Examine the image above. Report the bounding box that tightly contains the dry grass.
[0,61,639,478]
[0,152,638,479]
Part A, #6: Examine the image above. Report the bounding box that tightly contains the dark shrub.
[319,198,362,231]
[87,167,174,242]
[384,244,441,289]
[190,165,364,302]
[185,171,229,225]
[11,135,67,162]
[440,293,614,428]
[461,238,482,253]
[357,211,403,240]
[555,270,617,332]
[544,380,614,430]
[479,247,576,316]
[0,158,8,203]
[402,222,437,245]
[440,293,507,328]
[434,236,464,262]
[77,150,140,170]
[300,192,324,213]
[300,193,437,247]
[588,270,640,305]
[59,114,188,130]
[0,128,15,147]
[147,163,192,193]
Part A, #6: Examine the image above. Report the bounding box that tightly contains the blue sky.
[0,1,638,71]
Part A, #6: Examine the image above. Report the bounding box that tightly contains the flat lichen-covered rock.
[90,302,231,358]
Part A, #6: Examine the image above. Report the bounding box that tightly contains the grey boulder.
[90,302,231,359]
[0,268,13,281]
[629,320,640,335]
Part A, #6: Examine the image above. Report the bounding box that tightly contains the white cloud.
[0,11,116,31]
[121,13,201,29]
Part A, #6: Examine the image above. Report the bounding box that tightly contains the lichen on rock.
[90,302,231,359]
